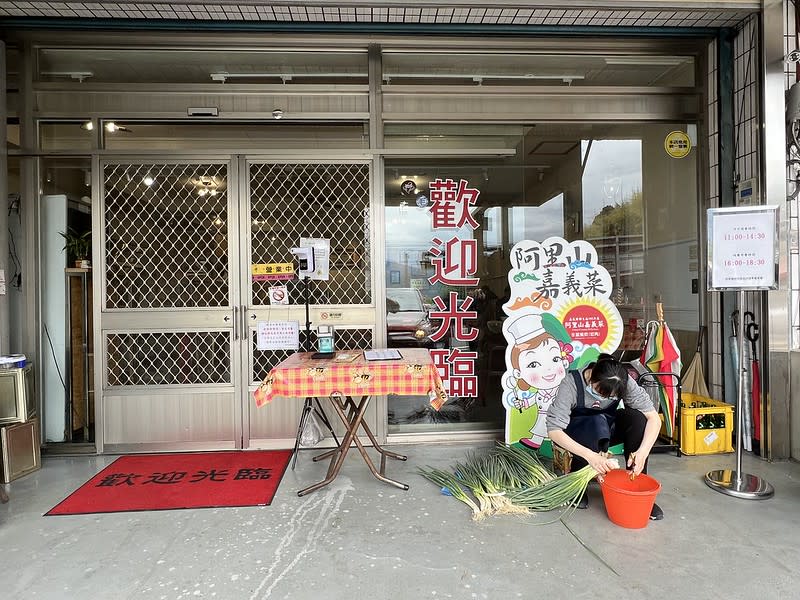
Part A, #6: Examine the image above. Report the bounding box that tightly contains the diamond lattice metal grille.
[249,163,371,307]
[104,162,229,309]
[251,327,373,383]
[0,3,755,28]
[107,331,231,386]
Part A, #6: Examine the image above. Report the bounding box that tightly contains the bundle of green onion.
[419,443,612,522]
[506,465,598,521]
[416,466,482,518]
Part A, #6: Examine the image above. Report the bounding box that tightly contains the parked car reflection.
[386,287,445,348]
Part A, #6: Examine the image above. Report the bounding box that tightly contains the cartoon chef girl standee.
[504,313,574,449]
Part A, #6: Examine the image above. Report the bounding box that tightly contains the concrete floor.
[1,444,798,600]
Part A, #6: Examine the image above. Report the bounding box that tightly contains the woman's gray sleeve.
[624,376,658,413]
[546,375,579,432]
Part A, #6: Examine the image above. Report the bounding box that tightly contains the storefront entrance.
[98,157,375,452]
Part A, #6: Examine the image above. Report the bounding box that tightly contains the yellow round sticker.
[664,130,691,159]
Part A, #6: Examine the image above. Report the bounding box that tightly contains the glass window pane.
[37,48,368,85]
[40,157,94,442]
[103,122,368,151]
[382,52,695,87]
[40,121,94,151]
[384,122,699,435]
[7,123,19,149]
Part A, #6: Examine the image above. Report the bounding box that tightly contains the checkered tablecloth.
[254,348,447,410]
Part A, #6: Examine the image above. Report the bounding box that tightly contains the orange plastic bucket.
[600,469,661,529]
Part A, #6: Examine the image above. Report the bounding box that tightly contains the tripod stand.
[291,275,339,469]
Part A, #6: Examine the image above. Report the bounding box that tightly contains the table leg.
[292,396,342,471]
[291,397,314,470]
[297,394,367,497]
[303,395,407,493]
[312,395,407,464]
[351,403,407,463]
[313,397,340,447]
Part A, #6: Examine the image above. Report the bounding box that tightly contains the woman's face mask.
[585,384,618,404]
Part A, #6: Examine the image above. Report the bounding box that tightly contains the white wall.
[41,195,67,442]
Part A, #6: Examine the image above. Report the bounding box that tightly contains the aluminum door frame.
[240,156,378,450]
[96,155,245,453]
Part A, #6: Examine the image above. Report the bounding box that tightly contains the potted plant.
[59,228,92,269]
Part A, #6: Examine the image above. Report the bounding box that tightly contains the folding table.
[254,348,447,496]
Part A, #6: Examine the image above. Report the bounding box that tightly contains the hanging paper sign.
[500,236,623,450]
[268,285,289,305]
[664,130,691,159]
[252,263,295,281]
[256,321,299,351]
[707,205,779,291]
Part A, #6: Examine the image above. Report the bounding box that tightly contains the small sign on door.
[256,321,300,351]
[268,285,289,305]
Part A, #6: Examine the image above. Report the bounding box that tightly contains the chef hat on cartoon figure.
[506,313,546,345]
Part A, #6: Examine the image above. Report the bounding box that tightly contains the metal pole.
[735,289,746,483]
[704,288,774,499]
[304,276,312,353]
[82,270,90,442]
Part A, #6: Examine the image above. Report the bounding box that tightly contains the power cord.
[43,322,67,393]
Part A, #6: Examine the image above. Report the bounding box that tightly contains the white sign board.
[256,321,300,351]
[300,237,330,281]
[707,205,779,291]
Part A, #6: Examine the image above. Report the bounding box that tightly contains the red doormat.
[46,450,293,516]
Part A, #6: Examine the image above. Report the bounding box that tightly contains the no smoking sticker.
[268,285,289,305]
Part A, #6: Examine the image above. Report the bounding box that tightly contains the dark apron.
[564,370,618,453]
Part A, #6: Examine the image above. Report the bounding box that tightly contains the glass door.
[98,158,242,451]
[242,159,377,448]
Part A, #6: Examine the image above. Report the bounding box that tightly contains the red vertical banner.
[425,178,482,399]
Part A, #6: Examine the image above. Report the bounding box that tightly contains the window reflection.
[385,123,698,435]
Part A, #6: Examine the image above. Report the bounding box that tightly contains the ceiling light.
[194,175,220,197]
[143,176,155,186]
[103,122,131,133]
[80,121,94,131]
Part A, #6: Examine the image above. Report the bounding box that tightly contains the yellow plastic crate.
[677,393,734,455]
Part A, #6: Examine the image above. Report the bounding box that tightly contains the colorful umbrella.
[641,304,682,438]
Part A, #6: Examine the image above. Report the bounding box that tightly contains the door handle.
[241,305,249,340]
[232,306,239,341]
